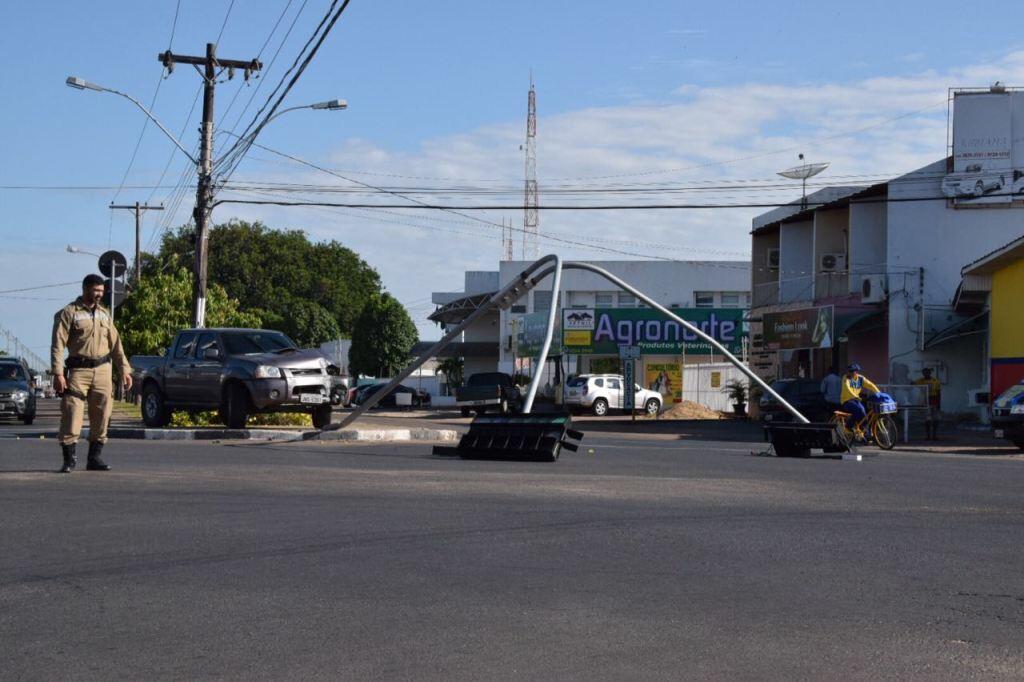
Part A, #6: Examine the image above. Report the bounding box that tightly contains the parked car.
[455,372,522,416]
[991,380,1024,451]
[355,383,429,408]
[0,358,37,424]
[138,328,334,429]
[758,378,833,423]
[347,382,378,407]
[564,373,662,416]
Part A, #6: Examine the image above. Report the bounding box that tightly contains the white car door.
[605,377,622,409]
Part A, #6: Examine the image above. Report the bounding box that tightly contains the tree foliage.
[118,268,262,357]
[348,294,418,379]
[277,299,342,348]
[145,220,381,336]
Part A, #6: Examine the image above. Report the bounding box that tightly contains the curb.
[314,428,460,443]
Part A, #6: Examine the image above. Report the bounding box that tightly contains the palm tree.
[436,357,464,396]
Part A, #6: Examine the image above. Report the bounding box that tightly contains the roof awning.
[835,309,885,339]
[924,310,988,349]
[428,291,496,325]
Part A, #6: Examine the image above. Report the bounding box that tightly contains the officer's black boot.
[86,442,110,471]
[60,444,77,473]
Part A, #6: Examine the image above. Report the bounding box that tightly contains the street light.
[67,245,119,322]
[66,245,99,258]
[65,76,198,164]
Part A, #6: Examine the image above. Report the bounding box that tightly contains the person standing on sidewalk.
[51,274,132,473]
[820,366,842,412]
[913,367,942,440]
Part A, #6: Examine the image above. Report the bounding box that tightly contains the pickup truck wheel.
[221,383,250,429]
[460,407,471,418]
[142,385,171,428]
[312,404,332,429]
[644,398,660,416]
[592,398,609,417]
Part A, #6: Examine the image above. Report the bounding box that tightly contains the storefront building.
[956,234,1024,399]
[748,86,1024,415]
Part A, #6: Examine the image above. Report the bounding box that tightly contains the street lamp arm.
[104,87,198,165]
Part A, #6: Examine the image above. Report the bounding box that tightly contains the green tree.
[279,299,342,348]
[118,267,262,357]
[145,220,381,335]
[436,357,464,394]
[348,294,418,379]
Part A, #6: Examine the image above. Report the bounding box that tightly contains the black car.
[355,383,430,408]
[758,378,833,423]
[0,358,38,424]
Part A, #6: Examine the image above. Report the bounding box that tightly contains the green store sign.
[561,307,746,355]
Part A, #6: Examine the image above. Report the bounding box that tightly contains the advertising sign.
[562,308,746,355]
[516,312,556,357]
[943,91,1024,205]
[762,305,834,351]
[645,361,682,404]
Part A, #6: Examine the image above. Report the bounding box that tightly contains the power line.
[0,281,80,295]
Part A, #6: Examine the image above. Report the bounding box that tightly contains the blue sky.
[3,0,1024,358]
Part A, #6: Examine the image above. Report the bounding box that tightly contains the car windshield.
[995,383,1024,408]
[221,331,297,355]
[566,377,588,388]
[0,364,26,381]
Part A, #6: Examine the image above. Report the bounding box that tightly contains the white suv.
[564,374,663,416]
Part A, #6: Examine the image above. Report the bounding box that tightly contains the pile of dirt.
[651,400,723,420]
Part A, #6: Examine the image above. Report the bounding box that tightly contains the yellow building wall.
[991,258,1024,359]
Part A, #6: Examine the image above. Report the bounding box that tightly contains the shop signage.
[562,308,746,355]
[762,305,834,350]
[623,360,635,410]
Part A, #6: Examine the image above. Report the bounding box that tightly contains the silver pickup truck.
[137,328,333,429]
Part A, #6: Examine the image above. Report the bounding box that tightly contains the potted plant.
[722,379,748,416]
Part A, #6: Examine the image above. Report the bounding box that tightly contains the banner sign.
[644,361,682,404]
[762,305,834,350]
[623,360,635,410]
[562,308,746,355]
[942,91,1024,205]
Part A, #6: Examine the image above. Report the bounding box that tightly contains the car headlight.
[13,390,29,401]
[318,357,328,369]
[254,365,282,379]
[1011,404,1024,415]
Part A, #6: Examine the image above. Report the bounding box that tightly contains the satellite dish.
[777,154,830,209]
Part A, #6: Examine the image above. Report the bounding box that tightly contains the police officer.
[51,274,132,473]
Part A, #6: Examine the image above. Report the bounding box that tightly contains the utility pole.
[522,76,539,260]
[110,201,163,286]
[158,44,261,328]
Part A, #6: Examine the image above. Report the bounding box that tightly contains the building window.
[721,293,741,308]
[595,292,614,307]
[694,291,714,308]
[617,292,636,307]
[533,290,553,312]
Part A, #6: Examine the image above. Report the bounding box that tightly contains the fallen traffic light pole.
[327,255,849,460]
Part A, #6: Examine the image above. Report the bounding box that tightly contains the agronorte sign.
[562,308,746,355]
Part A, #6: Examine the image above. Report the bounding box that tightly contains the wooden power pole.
[110,201,163,286]
[158,43,261,328]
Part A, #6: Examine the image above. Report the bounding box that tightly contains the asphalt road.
[2,431,1024,680]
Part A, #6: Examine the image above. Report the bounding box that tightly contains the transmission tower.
[522,76,539,259]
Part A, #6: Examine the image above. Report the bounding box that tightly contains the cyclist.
[841,363,881,434]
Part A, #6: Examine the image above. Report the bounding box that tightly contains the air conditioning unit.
[819,252,847,272]
[766,248,780,271]
[861,275,888,304]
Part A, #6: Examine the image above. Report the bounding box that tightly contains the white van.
[564,374,662,416]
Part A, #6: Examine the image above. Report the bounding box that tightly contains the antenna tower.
[523,76,539,259]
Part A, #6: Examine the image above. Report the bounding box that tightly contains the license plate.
[300,393,324,404]
[995,429,1004,438]
[764,414,773,422]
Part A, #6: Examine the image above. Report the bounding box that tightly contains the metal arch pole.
[330,255,560,432]
[522,255,562,414]
[529,262,810,424]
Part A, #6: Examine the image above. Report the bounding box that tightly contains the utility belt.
[66,354,111,370]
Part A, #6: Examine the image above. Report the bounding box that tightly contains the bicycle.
[829,394,898,451]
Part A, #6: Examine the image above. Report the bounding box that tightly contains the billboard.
[516,312,555,356]
[943,91,1024,205]
[562,308,746,355]
[762,305,834,351]
[644,361,683,404]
